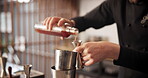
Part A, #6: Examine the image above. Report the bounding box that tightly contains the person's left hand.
[73,41,120,66]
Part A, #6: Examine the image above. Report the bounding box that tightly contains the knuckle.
[52,17,59,20]
[56,17,62,19]
[87,48,92,53]
[53,16,59,18]
[47,18,51,22]
[51,17,56,20]
[83,43,89,47]
[74,47,83,53]
[65,19,70,22]
[89,54,93,58]
[60,18,65,22]
[87,54,93,59]
[90,59,95,64]
[83,57,88,61]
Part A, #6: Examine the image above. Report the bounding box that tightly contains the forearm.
[71,0,115,32]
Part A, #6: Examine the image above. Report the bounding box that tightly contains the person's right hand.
[73,41,120,66]
[42,17,75,30]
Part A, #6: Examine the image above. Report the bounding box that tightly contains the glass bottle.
[34,24,79,37]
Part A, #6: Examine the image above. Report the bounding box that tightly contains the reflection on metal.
[52,49,84,78]
[72,40,84,70]
[55,50,77,70]
[51,66,76,78]
[0,57,7,78]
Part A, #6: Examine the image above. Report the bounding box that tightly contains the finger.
[82,54,91,61]
[49,17,61,30]
[71,20,75,26]
[81,48,91,56]
[46,17,52,28]
[43,17,50,25]
[73,46,84,53]
[84,59,95,66]
[58,18,74,26]
[60,37,64,40]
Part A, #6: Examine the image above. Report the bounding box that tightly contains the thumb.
[73,46,84,53]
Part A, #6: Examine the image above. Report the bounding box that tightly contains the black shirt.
[72,0,148,75]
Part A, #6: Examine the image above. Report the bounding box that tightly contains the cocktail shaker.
[51,66,76,78]
[51,48,84,78]
[55,50,77,70]
[51,50,77,78]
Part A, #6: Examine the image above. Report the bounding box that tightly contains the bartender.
[43,0,148,78]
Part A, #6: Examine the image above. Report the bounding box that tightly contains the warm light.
[24,0,30,3]
[17,0,31,3]
[18,0,24,3]
[13,0,17,1]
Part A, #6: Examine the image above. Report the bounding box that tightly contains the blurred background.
[0,0,119,78]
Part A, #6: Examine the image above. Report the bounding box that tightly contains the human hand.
[73,41,120,66]
[42,17,75,30]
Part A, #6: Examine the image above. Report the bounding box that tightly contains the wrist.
[107,43,120,60]
[113,44,120,60]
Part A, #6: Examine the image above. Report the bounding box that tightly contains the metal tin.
[55,50,77,70]
[51,66,76,78]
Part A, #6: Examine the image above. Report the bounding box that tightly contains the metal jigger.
[23,64,32,78]
[0,57,7,78]
[72,40,83,70]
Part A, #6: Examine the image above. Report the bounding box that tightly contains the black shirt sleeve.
[113,46,148,73]
[72,0,115,32]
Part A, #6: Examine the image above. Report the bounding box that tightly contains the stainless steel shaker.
[55,50,77,70]
[51,50,78,78]
[51,66,76,78]
[51,40,83,78]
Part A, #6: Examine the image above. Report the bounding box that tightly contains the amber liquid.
[35,28,78,38]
